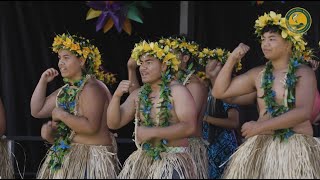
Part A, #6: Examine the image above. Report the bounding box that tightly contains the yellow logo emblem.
[285,7,312,34]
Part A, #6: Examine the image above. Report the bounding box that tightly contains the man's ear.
[161,62,168,72]
[287,41,293,53]
[79,57,86,67]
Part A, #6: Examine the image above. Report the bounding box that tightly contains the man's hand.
[114,80,133,97]
[205,60,222,80]
[229,43,250,62]
[41,121,56,143]
[241,120,262,139]
[52,107,66,122]
[40,68,59,83]
[127,57,138,70]
[136,126,154,144]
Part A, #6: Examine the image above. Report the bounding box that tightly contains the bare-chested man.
[213,11,320,178]
[128,37,208,178]
[31,33,119,179]
[108,40,198,179]
[171,37,209,179]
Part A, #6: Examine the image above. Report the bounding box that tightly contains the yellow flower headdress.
[254,11,307,58]
[196,71,207,81]
[52,33,116,85]
[198,47,242,72]
[158,37,199,57]
[131,40,180,72]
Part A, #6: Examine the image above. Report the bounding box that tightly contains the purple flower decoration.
[292,60,300,68]
[166,103,173,110]
[164,86,170,93]
[284,130,294,139]
[86,1,152,35]
[266,106,274,114]
[59,140,70,150]
[154,156,160,160]
[166,74,172,80]
[143,143,151,150]
[69,101,76,109]
[161,139,168,145]
[51,146,58,152]
[59,103,68,110]
[286,77,295,87]
[87,1,127,32]
[143,106,151,114]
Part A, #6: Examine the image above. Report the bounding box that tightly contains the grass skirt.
[0,138,14,179]
[37,140,120,179]
[222,134,320,179]
[118,147,197,179]
[188,137,208,179]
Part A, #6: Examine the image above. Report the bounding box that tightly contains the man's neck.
[270,57,290,71]
[65,74,84,84]
[149,79,162,92]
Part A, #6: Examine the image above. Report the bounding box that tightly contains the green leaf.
[188,62,194,70]
[128,6,143,23]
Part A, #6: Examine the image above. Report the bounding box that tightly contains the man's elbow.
[31,110,42,119]
[84,125,100,135]
[107,120,120,130]
[212,90,224,99]
[185,122,197,137]
[30,103,38,118]
[107,124,120,130]
[302,109,313,122]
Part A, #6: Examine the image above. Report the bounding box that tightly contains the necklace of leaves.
[177,62,195,84]
[49,75,88,171]
[261,58,300,142]
[139,70,173,160]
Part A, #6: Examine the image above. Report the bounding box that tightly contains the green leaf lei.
[48,76,88,171]
[139,70,173,160]
[176,63,195,84]
[261,58,300,142]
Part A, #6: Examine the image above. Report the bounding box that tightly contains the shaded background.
[0,1,319,178]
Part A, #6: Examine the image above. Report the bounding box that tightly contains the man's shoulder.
[189,75,203,85]
[170,82,185,89]
[297,64,314,75]
[186,76,207,93]
[130,88,141,98]
[170,83,189,94]
[241,65,266,81]
[249,65,265,74]
[189,75,205,86]
[82,78,109,96]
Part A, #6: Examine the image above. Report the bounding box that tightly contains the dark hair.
[261,25,281,36]
[164,34,200,70]
[169,34,196,56]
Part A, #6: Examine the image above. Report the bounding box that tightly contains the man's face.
[58,49,83,79]
[139,55,163,84]
[261,32,291,60]
[176,51,190,70]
